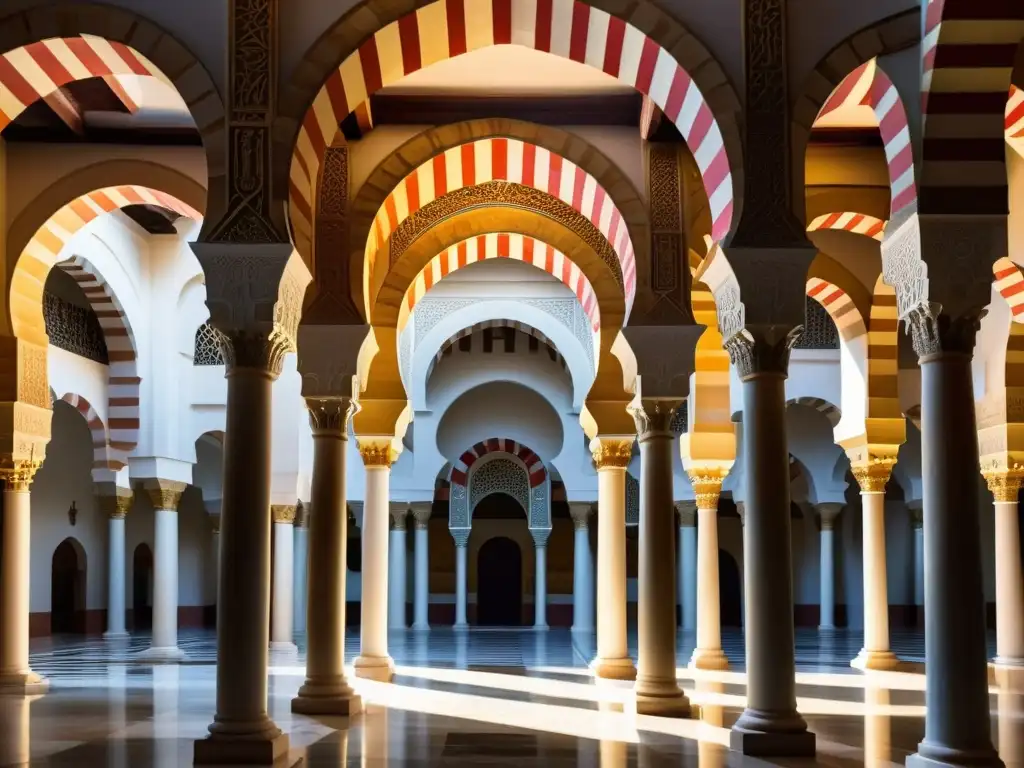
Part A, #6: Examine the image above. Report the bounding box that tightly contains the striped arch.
[290,0,736,258]
[786,397,842,428]
[806,278,868,341]
[995,258,1024,320]
[867,277,901,420]
[807,212,886,241]
[57,393,117,470]
[400,232,601,332]
[816,59,917,222]
[370,138,635,317]
[1008,86,1024,139]
[450,438,547,488]
[921,1,1024,213]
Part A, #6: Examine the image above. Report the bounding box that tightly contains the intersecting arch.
[288,0,739,259]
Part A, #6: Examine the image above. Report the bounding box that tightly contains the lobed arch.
[448,446,552,530]
[286,0,741,262]
[399,232,601,333]
[365,138,637,320]
[921,1,1024,214]
[0,6,225,220]
[451,437,546,487]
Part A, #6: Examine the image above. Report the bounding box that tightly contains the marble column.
[676,502,697,634]
[292,399,361,715]
[531,528,551,630]
[986,472,1024,667]
[97,485,134,639]
[569,503,595,634]
[210,516,221,588]
[630,399,690,717]
[906,307,999,768]
[451,527,470,629]
[0,463,47,694]
[725,330,814,757]
[909,503,924,627]
[139,480,187,661]
[816,503,843,630]
[851,462,899,670]
[270,504,297,651]
[388,504,408,629]
[354,439,396,681]
[688,476,729,670]
[292,504,309,637]
[411,503,432,630]
[590,438,636,680]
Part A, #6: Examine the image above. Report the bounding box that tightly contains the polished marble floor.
[3,628,1021,766]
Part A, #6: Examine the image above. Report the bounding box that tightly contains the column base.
[453,622,469,632]
[269,642,298,653]
[992,656,1024,668]
[135,646,186,663]
[103,630,129,640]
[689,648,730,670]
[0,671,48,696]
[291,678,363,716]
[905,743,1003,768]
[730,725,816,758]
[353,655,394,682]
[591,656,637,681]
[634,678,691,718]
[411,623,430,631]
[851,649,901,671]
[533,624,549,632]
[194,720,293,766]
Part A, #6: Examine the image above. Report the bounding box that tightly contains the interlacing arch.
[807,213,886,242]
[367,138,636,317]
[805,278,867,341]
[57,392,116,471]
[399,232,601,333]
[450,438,546,487]
[289,0,737,260]
[12,185,201,454]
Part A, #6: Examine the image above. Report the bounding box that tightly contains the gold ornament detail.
[97,493,134,519]
[851,459,895,494]
[0,460,42,492]
[590,439,634,469]
[272,504,297,524]
[145,482,186,511]
[688,471,725,510]
[984,470,1023,503]
[359,439,398,468]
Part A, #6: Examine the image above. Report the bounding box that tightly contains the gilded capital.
[984,470,1023,503]
[688,470,726,510]
[143,480,187,511]
[96,491,134,520]
[357,437,399,468]
[272,504,297,524]
[0,459,42,492]
[590,438,633,469]
[851,459,894,494]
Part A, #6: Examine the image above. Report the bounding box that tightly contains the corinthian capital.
[306,397,356,435]
[590,437,633,469]
[628,398,682,441]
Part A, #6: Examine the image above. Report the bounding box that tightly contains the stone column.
[531,528,551,630]
[985,472,1024,666]
[292,399,361,715]
[388,504,408,629]
[97,485,134,639]
[630,398,690,717]
[292,504,309,637]
[688,475,729,670]
[569,503,595,634]
[451,527,470,629]
[850,461,899,670]
[411,503,432,630]
[210,515,221,587]
[816,503,843,630]
[139,480,187,661]
[905,305,999,768]
[354,439,396,681]
[725,330,815,757]
[909,503,924,627]
[270,504,297,651]
[0,462,47,694]
[590,438,636,680]
[676,502,697,634]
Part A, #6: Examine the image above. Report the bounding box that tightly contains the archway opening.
[719,549,742,628]
[51,538,86,635]
[132,543,154,631]
[477,535,523,627]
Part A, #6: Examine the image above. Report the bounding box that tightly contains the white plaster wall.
[48,348,110,427]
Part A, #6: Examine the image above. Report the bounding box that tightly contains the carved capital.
[306,397,355,436]
[410,502,433,528]
[620,326,700,398]
[95,484,134,519]
[816,503,844,531]
[687,469,726,510]
[389,503,409,530]
[851,459,895,494]
[628,398,682,442]
[675,500,697,527]
[590,437,634,469]
[272,504,297,524]
[569,502,594,530]
[723,326,801,379]
[530,527,552,547]
[905,302,984,361]
[143,480,187,511]
[984,470,1024,504]
[0,459,41,492]
[450,526,471,548]
[357,437,399,468]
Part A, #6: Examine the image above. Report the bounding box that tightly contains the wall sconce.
[68,500,78,526]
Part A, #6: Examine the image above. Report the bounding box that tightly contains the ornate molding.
[450,526,471,547]
[628,398,682,441]
[0,459,41,492]
[723,326,801,379]
[306,397,355,435]
[590,438,634,469]
[530,527,552,547]
[272,504,297,524]
[984,470,1024,504]
[905,302,984,361]
[851,460,895,494]
[645,143,689,318]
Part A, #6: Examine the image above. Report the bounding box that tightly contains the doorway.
[51,538,86,634]
[477,537,523,626]
[720,549,742,627]
[133,543,154,631]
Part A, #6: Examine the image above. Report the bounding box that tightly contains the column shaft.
[270,516,295,650]
[292,403,361,715]
[819,527,835,629]
[993,500,1024,664]
[679,523,697,632]
[533,536,549,629]
[913,518,924,626]
[292,522,308,636]
[571,516,594,633]
[691,504,727,669]
[388,521,407,629]
[854,490,897,668]
[105,515,128,638]
[355,462,394,680]
[454,542,468,629]
[412,517,430,630]
[151,506,181,656]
